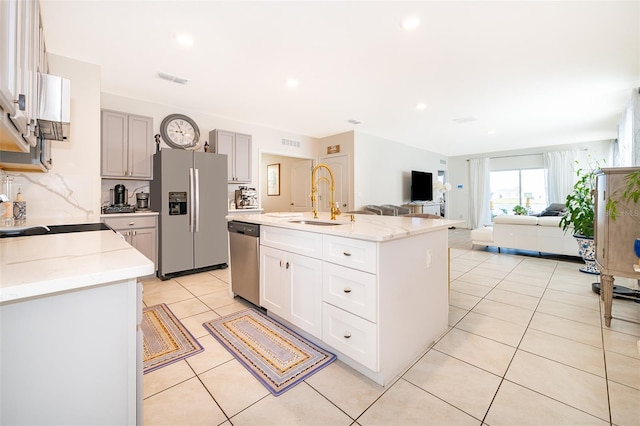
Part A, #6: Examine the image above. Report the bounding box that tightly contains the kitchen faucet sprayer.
[310,163,341,220]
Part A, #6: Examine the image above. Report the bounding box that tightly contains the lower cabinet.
[103,215,157,271]
[260,245,322,339]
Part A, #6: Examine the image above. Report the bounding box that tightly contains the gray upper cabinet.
[211,129,251,183]
[101,110,153,179]
[0,0,43,153]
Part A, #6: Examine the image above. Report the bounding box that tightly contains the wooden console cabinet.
[594,167,640,327]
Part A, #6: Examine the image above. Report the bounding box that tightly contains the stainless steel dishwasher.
[227,221,260,306]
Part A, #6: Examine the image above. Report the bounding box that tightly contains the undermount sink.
[288,219,349,226]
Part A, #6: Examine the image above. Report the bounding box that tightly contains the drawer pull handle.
[343,251,352,257]
[343,288,352,293]
[344,331,352,339]
[279,260,283,267]
[129,222,135,226]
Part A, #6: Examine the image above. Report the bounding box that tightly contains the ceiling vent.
[452,116,478,124]
[157,72,189,85]
[282,138,300,148]
[347,119,361,125]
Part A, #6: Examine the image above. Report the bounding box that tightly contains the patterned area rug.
[142,303,203,374]
[203,309,336,396]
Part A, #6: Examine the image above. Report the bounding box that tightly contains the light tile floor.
[142,230,640,425]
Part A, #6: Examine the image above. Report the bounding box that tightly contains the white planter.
[574,235,599,275]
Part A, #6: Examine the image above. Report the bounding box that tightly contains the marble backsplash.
[2,171,101,221]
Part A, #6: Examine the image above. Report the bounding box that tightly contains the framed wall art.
[267,163,280,196]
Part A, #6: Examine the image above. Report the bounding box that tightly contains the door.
[194,152,228,269]
[234,133,252,183]
[214,130,235,182]
[101,110,127,177]
[128,114,153,179]
[288,252,322,338]
[319,155,350,212]
[260,246,287,316]
[290,159,312,212]
[157,149,194,275]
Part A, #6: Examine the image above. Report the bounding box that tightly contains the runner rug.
[142,303,203,374]
[203,309,336,396]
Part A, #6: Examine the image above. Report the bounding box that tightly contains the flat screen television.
[411,170,433,201]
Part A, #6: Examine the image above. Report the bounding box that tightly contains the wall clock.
[160,114,200,149]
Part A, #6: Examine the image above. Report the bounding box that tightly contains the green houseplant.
[605,170,640,220]
[559,159,602,274]
[512,205,527,215]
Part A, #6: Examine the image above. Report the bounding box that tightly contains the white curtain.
[543,150,576,204]
[615,88,640,167]
[468,158,491,229]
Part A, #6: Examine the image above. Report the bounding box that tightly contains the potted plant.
[559,160,601,274]
[513,205,527,215]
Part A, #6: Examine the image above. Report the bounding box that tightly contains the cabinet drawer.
[323,263,377,322]
[323,235,377,273]
[322,303,377,371]
[260,226,322,259]
[103,215,157,230]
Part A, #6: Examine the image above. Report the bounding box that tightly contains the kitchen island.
[0,221,154,425]
[229,212,460,386]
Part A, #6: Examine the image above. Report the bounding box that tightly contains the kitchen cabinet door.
[127,114,153,179]
[0,0,40,152]
[259,245,322,339]
[211,129,252,183]
[101,110,153,179]
[260,245,287,316]
[288,251,322,338]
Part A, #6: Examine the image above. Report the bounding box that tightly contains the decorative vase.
[634,238,640,266]
[574,235,600,275]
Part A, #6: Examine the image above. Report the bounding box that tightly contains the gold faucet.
[311,163,341,220]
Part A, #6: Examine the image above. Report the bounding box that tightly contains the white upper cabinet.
[0,0,42,152]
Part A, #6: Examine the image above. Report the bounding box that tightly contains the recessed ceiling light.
[174,33,194,47]
[415,103,427,110]
[487,130,496,136]
[286,78,299,89]
[401,16,420,30]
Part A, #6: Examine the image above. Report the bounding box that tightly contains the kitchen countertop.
[100,211,159,218]
[0,220,154,304]
[228,211,462,242]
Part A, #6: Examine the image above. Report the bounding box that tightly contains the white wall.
[353,132,448,209]
[3,54,102,220]
[101,93,319,205]
[448,139,614,228]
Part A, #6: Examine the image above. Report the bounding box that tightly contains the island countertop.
[0,225,154,304]
[227,212,462,242]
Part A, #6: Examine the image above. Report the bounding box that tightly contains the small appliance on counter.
[234,187,258,209]
[135,192,150,211]
[102,184,136,214]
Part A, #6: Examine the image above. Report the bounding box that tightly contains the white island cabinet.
[246,212,456,386]
[0,224,153,425]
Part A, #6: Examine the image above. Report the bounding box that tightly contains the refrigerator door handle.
[189,167,195,233]
[194,167,200,233]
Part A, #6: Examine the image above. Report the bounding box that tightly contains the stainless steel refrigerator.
[150,149,228,279]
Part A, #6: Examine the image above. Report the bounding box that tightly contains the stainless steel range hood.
[37,73,70,141]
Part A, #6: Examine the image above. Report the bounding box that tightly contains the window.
[490,168,547,217]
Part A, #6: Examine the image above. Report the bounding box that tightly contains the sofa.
[470,215,579,257]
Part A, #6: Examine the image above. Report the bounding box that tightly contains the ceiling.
[39,1,639,156]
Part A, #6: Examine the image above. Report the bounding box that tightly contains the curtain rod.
[466,148,588,161]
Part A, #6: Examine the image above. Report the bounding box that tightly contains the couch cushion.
[493,215,539,225]
[537,216,563,227]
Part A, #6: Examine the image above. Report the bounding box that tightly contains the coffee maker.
[103,184,135,214]
[136,192,150,211]
[234,187,258,209]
